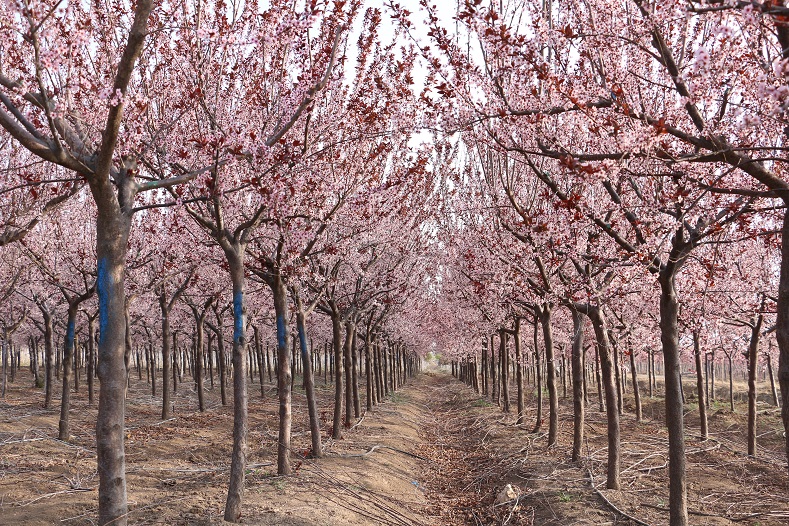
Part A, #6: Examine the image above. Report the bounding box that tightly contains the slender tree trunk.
[693,331,708,439]
[295,310,322,458]
[748,314,763,457]
[514,319,524,425]
[350,323,360,418]
[224,256,249,522]
[629,348,642,422]
[571,309,585,462]
[727,352,734,412]
[343,321,353,427]
[271,273,292,476]
[587,307,620,490]
[481,337,488,396]
[659,268,688,525]
[500,329,509,413]
[594,344,604,412]
[87,317,95,404]
[160,296,172,420]
[254,326,265,398]
[533,320,542,431]
[331,307,343,439]
[42,309,54,408]
[59,307,80,441]
[776,206,789,471]
[194,314,206,412]
[767,352,779,407]
[538,304,558,447]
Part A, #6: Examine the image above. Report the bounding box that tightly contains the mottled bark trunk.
[659,269,688,526]
[223,255,249,522]
[95,212,132,526]
[272,273,291,476]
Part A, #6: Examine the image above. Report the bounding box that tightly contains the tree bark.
[331,305,343,439]
[693,331,708,439]
[295,309,322,458]
[514,319,525,424]
[777,206,789,471]
[629,347,642,422]
[223,255,250,522]
[537,304,558,447]
[571,309,585,462]
[748,313,763,456]
[586,307,620,490]
[271,273,292,476]
[659,267,688,525]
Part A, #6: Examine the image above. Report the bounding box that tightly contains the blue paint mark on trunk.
[298,320,308,360]
[97,258,110,345]
[66,318,76,352]
[233,290,244,345]
[276,315,286,350]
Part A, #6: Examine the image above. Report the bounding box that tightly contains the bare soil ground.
[1,367,788,525]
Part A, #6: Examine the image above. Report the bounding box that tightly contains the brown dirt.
[1,368,788,525]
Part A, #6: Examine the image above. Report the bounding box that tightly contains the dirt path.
[3,369,789,525]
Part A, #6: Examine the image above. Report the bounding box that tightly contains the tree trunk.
[538,304,558,447]
[295,310,322,458]
[587,307,620,490]
[87,316,96,404]
[500,329,509,413]
[59,307,79,441]
[224,256,249,522]
[95,213,133,526]
[331,306,343,439]
[160,296,172,420]
[533,320,542,431]
[571,309,585,462]
[748,313,763,457]
[727,352,734,412]
[776,206,789,471]
[767,351,779,407]
[514,319,525,425]
[344,321,354,426]
[254,326,265,398]
[42,308,54,409]
[693,331,708,439]
[271,273,292,476]
[629,348,642,422]
[659,268,688,526]
[350,323,360,418]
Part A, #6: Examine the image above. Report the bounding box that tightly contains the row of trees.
[3,1,789,525]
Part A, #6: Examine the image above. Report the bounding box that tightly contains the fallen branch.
[587,468,652,526]
[338,444,429,461]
